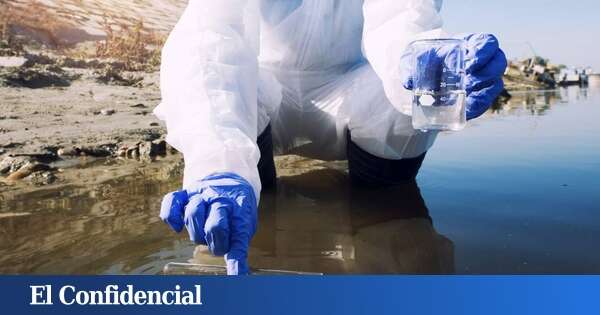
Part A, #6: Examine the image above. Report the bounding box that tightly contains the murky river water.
[1,82,599,274]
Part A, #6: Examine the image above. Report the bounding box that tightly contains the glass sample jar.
[410,38,466,131]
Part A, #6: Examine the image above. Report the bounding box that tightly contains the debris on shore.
[504,56,593,90]
[1,134,175,188]
[94,64,143,86]
[0,63,77,88]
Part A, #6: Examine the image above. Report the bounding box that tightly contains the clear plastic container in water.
[410,38,466,131]
[162,262,323,276]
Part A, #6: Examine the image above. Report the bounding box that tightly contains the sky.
[441,0,600,71]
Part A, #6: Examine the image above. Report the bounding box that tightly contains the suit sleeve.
[154,0,262,199]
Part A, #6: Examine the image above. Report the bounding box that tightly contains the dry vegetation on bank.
[94,18,165,71]
[0,0,164,71]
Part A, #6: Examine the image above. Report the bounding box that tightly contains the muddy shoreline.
[0,49,175,192]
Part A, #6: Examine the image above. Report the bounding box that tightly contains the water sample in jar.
[410,38,466,131]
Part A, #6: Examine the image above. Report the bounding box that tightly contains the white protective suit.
[155,0,445,199]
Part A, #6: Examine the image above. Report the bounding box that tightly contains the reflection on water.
[194,170,454,274]
[0,175,194,274]
[490,87,590,116]
[1,86,599,274]
[0,167,453,274]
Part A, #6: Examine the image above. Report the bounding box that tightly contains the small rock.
[149,122,159,127]
[26,171,57,186]
[116,147,127,157]
[130,103,146,108]
[116,142,139,158]
[6,162,51,181]
[139,140,165,158]
[127,147,140,158]
[80,144,116,157]
[138,142,151,158]
[57,146,81,157]
[100,109,116,116]
[0,56,28,67]
[0,156,31,174]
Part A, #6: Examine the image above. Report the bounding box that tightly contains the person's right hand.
[159,172,258,275]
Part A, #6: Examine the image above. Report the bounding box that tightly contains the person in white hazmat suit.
[157,0,507,275]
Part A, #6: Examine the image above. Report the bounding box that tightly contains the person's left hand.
[403,33,507,120]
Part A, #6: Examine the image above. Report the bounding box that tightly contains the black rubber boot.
[346,131,427,187]
[257,124,277,189]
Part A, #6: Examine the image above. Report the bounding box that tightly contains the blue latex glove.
[403,33,507,120]
[159,172,258,275]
